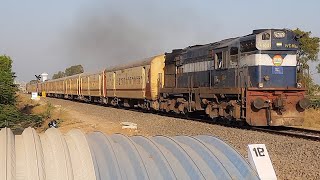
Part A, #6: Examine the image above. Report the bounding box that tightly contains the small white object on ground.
[121,122,137,129]
[248,144,277,180]
[31,92,38,100]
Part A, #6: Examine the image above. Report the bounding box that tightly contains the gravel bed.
[45,97,320,180]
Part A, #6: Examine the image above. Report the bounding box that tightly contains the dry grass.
[16,94,113,134]
[303,108,320,129]
[17,94,66,132]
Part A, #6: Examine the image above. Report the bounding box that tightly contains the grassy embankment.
[16,93,67,132]
[303,108,320,129]
[17,93,92,133]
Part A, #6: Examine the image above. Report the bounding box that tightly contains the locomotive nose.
[298,98,310,109]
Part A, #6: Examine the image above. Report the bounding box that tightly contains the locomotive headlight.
[258,82,264,88]
[297,83,302,88]
[274,31,286,38]
[264,75,270,81]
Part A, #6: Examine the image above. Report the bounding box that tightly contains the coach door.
[143,67,148,98]
[229,46,240,88]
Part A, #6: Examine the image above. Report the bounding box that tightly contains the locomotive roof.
[181,37,239,52]
[178,28,292,52]
[210,37,239,49]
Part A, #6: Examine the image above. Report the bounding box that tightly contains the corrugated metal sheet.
[0,128,259,180]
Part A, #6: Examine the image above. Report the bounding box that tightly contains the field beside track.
[303,108,320,129]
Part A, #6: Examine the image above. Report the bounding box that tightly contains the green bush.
[0,55,17,105]
[0,55,43,130]
[0,104,19,127]
[42,102,54,119]
[0,104,43,129]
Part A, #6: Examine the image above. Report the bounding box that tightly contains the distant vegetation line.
[52,65,84,79]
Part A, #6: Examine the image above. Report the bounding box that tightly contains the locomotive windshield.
[239,29,298,53]
[256,29,298,51]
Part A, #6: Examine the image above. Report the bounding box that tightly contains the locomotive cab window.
[214,51,227,69]
[215,53,222,69]
[262,33,270,40]
[230,47,239,66]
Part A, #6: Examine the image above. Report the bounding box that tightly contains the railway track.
[250,126,320,141]
[154,111,320,141]
[49,96,320,141]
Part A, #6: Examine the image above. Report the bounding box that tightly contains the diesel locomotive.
[27,29,309,126]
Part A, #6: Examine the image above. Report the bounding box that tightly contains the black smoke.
[64,1,219,71]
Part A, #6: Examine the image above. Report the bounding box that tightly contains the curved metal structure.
[0,128,259,180]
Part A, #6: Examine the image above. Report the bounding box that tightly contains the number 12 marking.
[253,147,265,157]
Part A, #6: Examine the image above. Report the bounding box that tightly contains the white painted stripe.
[181,54,296,73]
[182,61,214,73]
[239,54,296,67]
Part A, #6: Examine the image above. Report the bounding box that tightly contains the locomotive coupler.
[273,97,286,113]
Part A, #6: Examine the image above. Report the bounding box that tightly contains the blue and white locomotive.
[160,29,308,126]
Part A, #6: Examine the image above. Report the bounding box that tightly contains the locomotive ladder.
[188,75,194,112]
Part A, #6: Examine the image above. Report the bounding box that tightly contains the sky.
[0,0,319,84]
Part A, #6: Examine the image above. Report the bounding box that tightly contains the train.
[26,29,310,126]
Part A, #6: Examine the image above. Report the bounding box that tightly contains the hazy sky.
[0,0,319,84]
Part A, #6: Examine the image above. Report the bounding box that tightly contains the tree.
[65,65,84,76]
[0,55,17,105]
[0,55,43,129]
[52,71,65,79]
[293,28,320,95]
[52,65,84,79]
